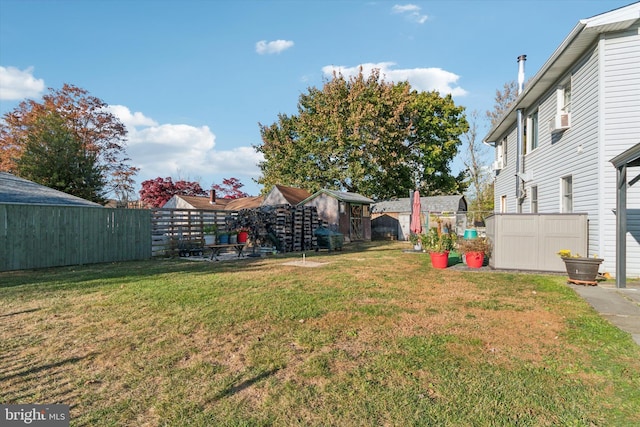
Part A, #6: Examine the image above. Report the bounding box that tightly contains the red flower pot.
[465,251,484,268]
[237,231,249,243]
[430,251,449,269]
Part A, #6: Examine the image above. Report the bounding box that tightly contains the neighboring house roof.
[262,185,313,207]
[274,185,313,205]
[371,195,467,214]
[301,189,374,205]
[163,194,265,210]
[484,2,640,143]
[225,196,264,210]
[165,194,233,210]
[0,172,103,207]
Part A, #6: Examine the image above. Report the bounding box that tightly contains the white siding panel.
[531,49,600,220]
[493,129,518,211]
[602,26,640,277]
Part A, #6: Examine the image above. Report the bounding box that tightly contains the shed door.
[350,204,363,240]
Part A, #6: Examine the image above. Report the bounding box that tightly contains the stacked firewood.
[227,205,319,253]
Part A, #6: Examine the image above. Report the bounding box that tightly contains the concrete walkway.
[569,281,640,346]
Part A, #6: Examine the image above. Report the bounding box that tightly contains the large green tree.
[16,112,105,201]
[255,69,468,199]
[1,84,138,204]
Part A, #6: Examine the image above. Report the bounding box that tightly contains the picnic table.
[206,243,247,261]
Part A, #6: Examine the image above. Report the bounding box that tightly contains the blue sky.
[0,0,634,197]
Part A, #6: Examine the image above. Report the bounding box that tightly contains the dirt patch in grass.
[282,260,329,268]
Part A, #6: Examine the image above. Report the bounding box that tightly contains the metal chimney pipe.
[517,54,527,95]
[516,55,527,209]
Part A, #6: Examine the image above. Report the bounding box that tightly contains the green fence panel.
[0,204,151,271]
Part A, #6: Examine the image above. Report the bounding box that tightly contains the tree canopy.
[16,111,106,201]
[255,69,468,199]
[139,177,207,208]
[0,84,138,204]
[486,80,518,128]
[212,177,250,199]
[461,110,494,220]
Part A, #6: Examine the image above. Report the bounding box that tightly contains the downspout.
[516,55,527,210]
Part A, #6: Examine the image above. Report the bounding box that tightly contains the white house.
[484,3,640,278]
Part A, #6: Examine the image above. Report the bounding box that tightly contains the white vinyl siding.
[600,26,640,277]
[493,132,517,212]
[491,15,640,277]
[530,185,538,213]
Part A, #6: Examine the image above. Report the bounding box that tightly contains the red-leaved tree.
[211,177,249,199]
[139,177,207,207]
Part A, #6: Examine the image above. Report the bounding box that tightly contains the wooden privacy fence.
[0,204,151,272]
[151,208,234,257]
[150,205,321,257]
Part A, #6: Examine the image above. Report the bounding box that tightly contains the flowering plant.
[557,250,599,259]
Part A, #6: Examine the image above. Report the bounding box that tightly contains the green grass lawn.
[1,241,639,426]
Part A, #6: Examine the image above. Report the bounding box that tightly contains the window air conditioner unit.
[549,113,570,133]
[492,159,504,171]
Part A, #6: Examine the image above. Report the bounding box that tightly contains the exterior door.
[350,204,363,240]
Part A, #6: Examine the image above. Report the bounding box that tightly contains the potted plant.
[229,230,238,244]
[458,236,492,268]
[421,228,455,269]
[203,224,218,245]
[409,232,422,251]
[237,228,249,244]
[218,231,230,244]
[557,250,604,285]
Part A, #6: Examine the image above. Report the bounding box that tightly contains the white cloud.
[107,105,158,127]
[256,39,294,55]
[322,62,467,97]
[392,4,428,24]
[0,66,45,100]
[108,105,263,191]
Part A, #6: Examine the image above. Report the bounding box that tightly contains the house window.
[557,79,572,114]
[500,195,507,213]
[561,176,573,213]
[528,110,539,150]
[562,84,571,114]
[502,137,507,166]
[497,137,507,167]
[531,185,538,213]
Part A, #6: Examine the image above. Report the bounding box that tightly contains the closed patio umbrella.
[410,190,422,235]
